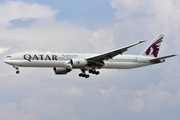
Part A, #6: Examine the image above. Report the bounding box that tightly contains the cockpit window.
[6,56,12,58]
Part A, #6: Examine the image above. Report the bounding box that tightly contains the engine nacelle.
[70,58,87,68]
[53,67,71,75]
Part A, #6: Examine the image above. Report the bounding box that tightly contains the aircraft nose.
[3,59,8,64]
[3,59,12,64]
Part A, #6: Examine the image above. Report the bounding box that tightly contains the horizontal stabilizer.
[149,55,177,62]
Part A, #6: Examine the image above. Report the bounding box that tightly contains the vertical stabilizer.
[141,34,164,58]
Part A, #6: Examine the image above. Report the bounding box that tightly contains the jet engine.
[70,58,87,68]
[53,67,71,75]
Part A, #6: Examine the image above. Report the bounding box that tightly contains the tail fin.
[141,34,164,58]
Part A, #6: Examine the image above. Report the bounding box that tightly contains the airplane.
[3,34,176,78]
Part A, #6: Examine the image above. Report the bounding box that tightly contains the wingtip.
[139,40,147,43]
[159,34,164,36]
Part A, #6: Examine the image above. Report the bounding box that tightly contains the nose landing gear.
[13,66,20,74]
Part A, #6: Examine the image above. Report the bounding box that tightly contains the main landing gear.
[13,66,20,74]
[79,69,89,78]
[89,69,100,75]
[79,69,100,78]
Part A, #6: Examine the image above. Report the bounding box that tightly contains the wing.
[149,55,177,63]
[86,40,146,62]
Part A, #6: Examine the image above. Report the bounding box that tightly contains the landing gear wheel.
[95,71,100,75]
[82,74,85,77]
[79,73,83,77]
[85,74,89,78]
[89,69,100,75]
[16,70,20,74]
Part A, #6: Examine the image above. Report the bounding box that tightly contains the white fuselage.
[3,52,158,69]
[3,34,175,78]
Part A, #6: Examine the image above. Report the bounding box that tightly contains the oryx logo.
[77,61,80,64]
[145,37,163,57]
